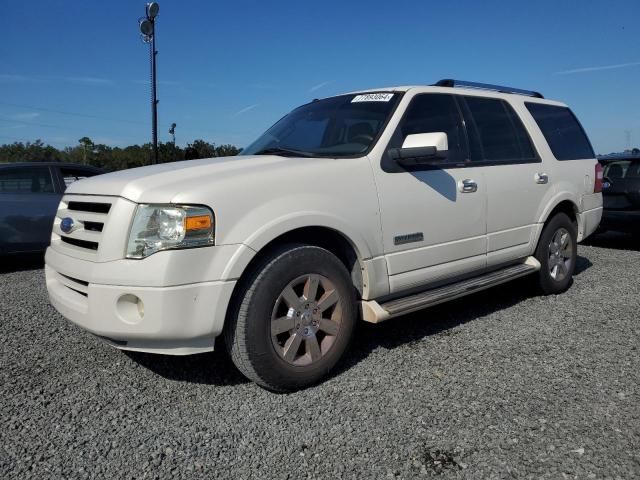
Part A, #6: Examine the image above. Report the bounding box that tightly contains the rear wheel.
[224,244,357,392]
[534,213,577,294]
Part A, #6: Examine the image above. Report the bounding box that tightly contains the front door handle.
[459,179,478,193]
[535,172,549,184]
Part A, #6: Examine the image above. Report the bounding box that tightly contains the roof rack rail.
[434,79,544,99]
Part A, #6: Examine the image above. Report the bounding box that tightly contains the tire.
[534,212,577,295]
[224,244,357,392]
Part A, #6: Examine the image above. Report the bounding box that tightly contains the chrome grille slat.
[61,237,99,250]
[56,209,108,223]
[67,201,111,214]
[83,221,103,232]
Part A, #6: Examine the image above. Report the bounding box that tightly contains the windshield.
[242,92,401,158]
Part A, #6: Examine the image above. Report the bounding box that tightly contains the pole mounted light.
[139,2,160,165]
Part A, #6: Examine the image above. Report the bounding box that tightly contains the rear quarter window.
[0,166,55,193]
[525,103,594,160]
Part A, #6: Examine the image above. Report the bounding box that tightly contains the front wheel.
[224,244,357,392]
[534,212,577,295]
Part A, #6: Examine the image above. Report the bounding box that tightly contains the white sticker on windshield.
[351,93,394,103]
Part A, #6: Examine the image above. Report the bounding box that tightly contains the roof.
[598,152,640,162]
[345,82,563,105]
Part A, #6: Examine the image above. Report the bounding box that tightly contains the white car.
[45,79,603,391]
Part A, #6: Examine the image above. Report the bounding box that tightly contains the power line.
[0,101,146,125]
[0,117,143,142]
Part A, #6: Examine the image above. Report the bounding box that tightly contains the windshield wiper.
[253,146,314,157]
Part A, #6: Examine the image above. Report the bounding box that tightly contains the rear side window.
[0,166,54,193]
[525,103,594,160]
[391,93,467,163]
[463,97,537,163]
[60,167,99,188]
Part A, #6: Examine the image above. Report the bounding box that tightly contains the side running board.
[361,257,540,323]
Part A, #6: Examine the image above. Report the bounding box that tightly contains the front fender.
[219,211,375,281]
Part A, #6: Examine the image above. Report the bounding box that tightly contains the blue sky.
[0,0,638,154]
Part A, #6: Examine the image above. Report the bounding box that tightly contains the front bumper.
[45,247,238,355]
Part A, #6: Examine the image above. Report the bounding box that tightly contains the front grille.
[83,221,104,232]
[55,198,114,255]
[67,201,111,214]
[61,237,99,250]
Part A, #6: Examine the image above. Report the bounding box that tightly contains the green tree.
[0,137,240,170]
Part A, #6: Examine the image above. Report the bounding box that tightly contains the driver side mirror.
[388,132,449,167]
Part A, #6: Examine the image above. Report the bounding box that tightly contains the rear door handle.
[535,172,549,184]
[459,179,478,193]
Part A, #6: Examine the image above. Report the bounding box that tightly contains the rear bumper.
[577,206,602,242]
[45,247,237,355]
[600,209,640,233]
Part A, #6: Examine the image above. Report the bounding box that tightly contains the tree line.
[0,137,241,172]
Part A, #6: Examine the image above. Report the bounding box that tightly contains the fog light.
[116,294,145,325]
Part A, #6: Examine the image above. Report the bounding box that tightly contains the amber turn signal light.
[185,215,212,231]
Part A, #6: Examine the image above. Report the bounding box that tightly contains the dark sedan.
[0,162,103,255]
[598,152,640,235]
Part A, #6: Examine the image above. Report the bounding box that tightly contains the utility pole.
[169,122,177,161]
[139,2,160,165]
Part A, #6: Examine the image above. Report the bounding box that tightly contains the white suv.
[45,79,603,391]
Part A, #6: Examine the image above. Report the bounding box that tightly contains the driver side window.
[390,93,467,164]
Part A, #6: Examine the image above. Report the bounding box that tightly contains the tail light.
[594,162,603,193]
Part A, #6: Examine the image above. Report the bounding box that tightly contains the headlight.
[126,204,214,259]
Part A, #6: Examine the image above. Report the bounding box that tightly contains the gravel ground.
[1,233,639,479]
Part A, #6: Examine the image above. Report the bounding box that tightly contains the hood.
[66,155,332,203]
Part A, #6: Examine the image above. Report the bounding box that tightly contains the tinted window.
[391,94,466,163]
[526,103,594,160]
[60,167,99,188]
[0,166,54,193]
[242,93,401,157]
[603,160,640,179]
[464,97,537,163]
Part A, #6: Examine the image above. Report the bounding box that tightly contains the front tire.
[224,244,357,392]
[534,213,577,295]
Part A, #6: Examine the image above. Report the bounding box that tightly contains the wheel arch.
[533,197,580,251]
[245,225,365,292]
[222,225,368,337]
[541,199,579,225]
[539,192,580,224]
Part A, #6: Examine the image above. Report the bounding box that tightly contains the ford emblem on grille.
[60,217,75,234]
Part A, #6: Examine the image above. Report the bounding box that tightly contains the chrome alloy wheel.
[270,274,342,366]
[548,227,573,282]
